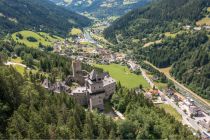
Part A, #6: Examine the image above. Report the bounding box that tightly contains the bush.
[16,33,23,39]
[27,36,38,42]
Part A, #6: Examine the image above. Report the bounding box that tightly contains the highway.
[129,60,210,136]
[144,61,210,114]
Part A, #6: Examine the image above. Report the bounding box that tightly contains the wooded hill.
[0,39,197,139]
[104,0,209,43]
[0,0,91,37]
[142,31,210,99]
[103,0,210,99]
[50,0,152,19]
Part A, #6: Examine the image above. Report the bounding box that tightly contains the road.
[84,30,97,45]
[128,60,210,136]
[144,61,210,114]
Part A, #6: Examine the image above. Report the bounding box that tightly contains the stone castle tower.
[72,60,82,77]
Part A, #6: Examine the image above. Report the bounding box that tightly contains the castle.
[42,60,116,111]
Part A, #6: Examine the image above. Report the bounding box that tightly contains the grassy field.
[208,7,210,12]
[196,16,210,26]
[94,63,150,89]
[164,32,177,38]
[70,28,82,36]
[13,65,25,75]
[12,30,63,48]
[147,74,167,90]
[164,31,186,38]
[10,57,23,63]
[143,40,162,48]
[91,34,113,46]
[158,104,182,121]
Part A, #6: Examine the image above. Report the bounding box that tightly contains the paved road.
[130,60,210,136]
[84,31,97,44]
[144,61,210,114]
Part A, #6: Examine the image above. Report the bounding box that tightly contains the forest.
[0,0,91,37]
[104,0,210,100]
[110,84,197,139]
[50,0,152,19]
[0,37,198,139]
[134,31,210,99]
[0,64,198,139]
[104,0,209,44]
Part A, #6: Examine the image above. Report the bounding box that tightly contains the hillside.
[0,38,196,139]
[103,0,210,100]
[0,0,91,37]
[50,0,152,19]
[142,31,210,99]
[12,31,64,48]
[104,0,209,43]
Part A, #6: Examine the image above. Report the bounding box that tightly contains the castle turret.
[72,60,82,77]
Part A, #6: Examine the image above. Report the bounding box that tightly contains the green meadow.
[94,63,150,89]
[12,30,64,48]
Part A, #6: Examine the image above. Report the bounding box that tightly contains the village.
[7,19,210,138]
[50,21,210,137]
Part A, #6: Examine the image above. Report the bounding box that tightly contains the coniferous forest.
[0,0,91,37]
[0,37,197,139]
[0,0,209,139]
[104,0,210,100]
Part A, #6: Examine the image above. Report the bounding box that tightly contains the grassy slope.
[12,30,64,48]
[158,104,182,121]
[196,6,210,26]
[196,17,210,26]
[94,63,150,89]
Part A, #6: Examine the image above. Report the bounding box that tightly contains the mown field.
[94,63,150,89]
[12,30,64,48]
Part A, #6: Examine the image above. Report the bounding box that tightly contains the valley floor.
[144,61,210,114]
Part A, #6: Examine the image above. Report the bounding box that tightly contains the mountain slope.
[104,0,209,43]
[103,0,210,99]
[50,0,152,19]
[0,0,91,37]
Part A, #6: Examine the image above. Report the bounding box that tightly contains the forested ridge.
[142,31,210,99]
[110,84,197,139]
[104,0,209,43]
[104,0,210,99]
[50,0,152,19]
[0,65,197,139]
[0,0,91,37]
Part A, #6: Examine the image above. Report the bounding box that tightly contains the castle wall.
[89,93,105,111]
[104,83,116,99]
[88,81,104,93]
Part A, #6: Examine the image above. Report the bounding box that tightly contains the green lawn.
[94,63,150,89]
[70,28,82,36]
[12,30,63,48]
[158,104,182,121]
[207,7,210,12]
[13,65,25,75]
[10,57,23,63]
[196,16,210,26]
